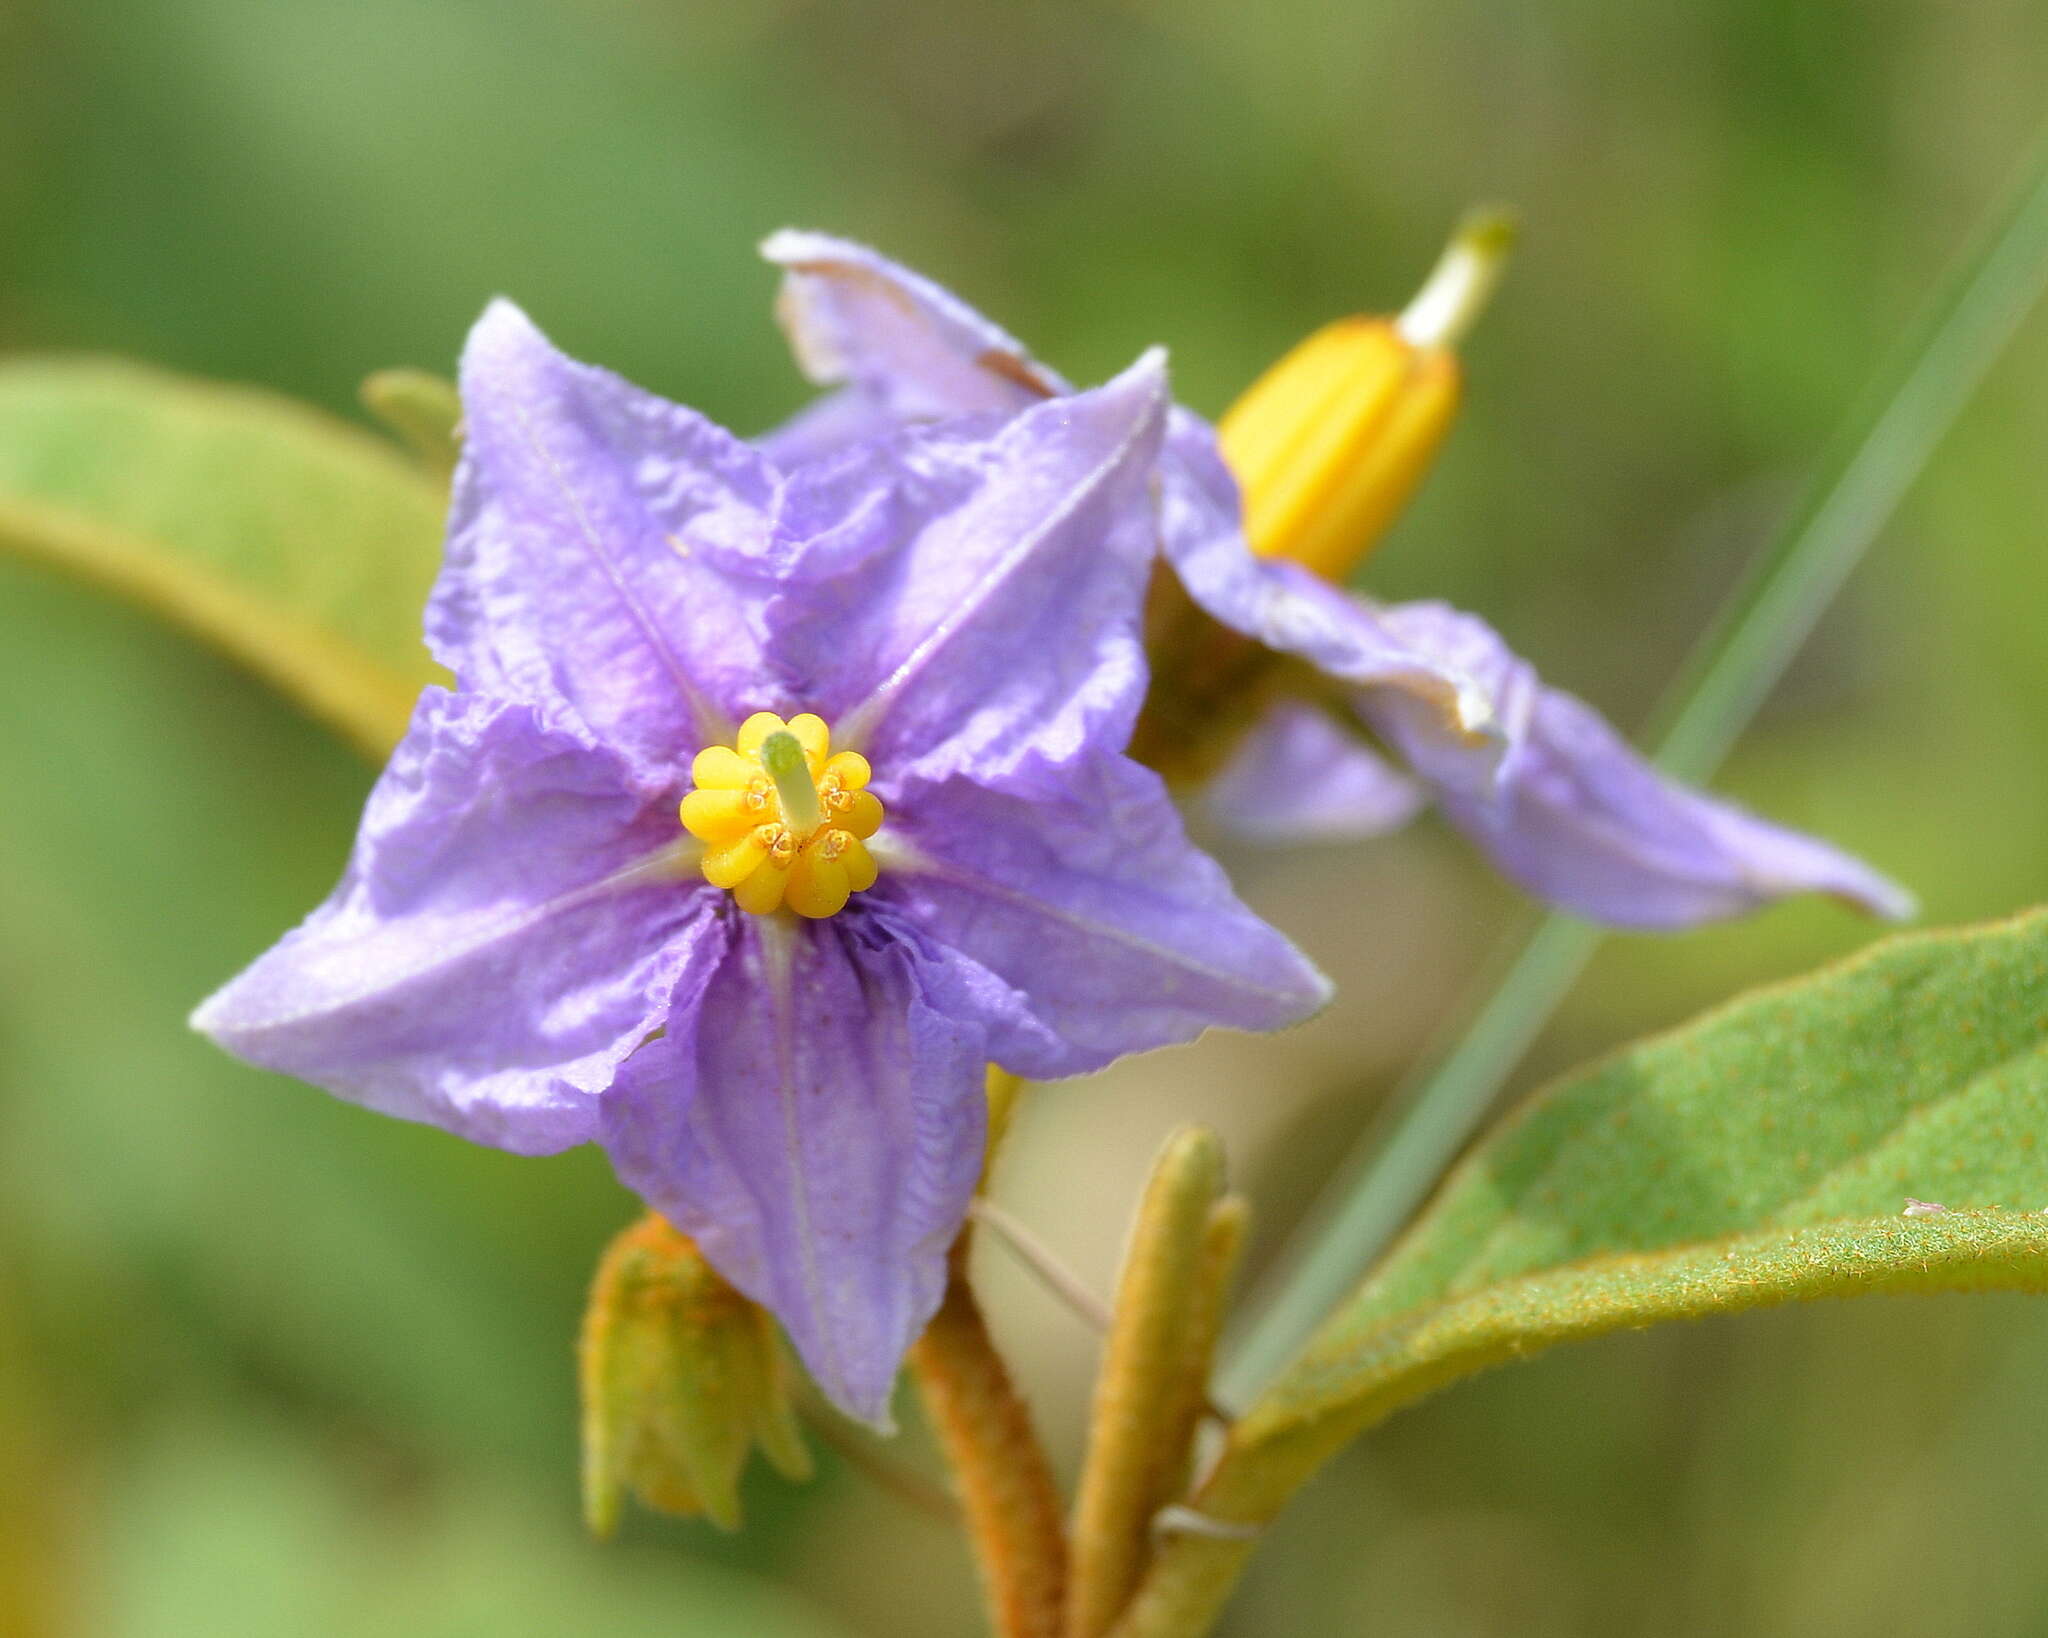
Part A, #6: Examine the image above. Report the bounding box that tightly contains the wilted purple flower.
[193,301,1328,1423]
[760,231,1912,929]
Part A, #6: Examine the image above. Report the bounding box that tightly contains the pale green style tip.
[1457,204,1521,258]
[760,729,823,836]
[1395,204,1520,350]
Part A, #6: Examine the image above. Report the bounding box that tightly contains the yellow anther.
[785,840,851,920]
[733,860,790,916]
[735,712,788,756]
[701,828,772,890]
[785,713,830,772]
[690,745,756,790]
[679,787,759,846]
[823,750,870,790]
[838,790,884,840]
[1215,208,1513,583]
[680,713,885,919]
[838,835,878,893]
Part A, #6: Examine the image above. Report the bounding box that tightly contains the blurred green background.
[4,2,2048,1634]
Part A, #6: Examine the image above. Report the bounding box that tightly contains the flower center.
[679,712,884,919]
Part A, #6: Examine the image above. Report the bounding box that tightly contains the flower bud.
[579,1213,811,1535]
[1215,209,1514,581]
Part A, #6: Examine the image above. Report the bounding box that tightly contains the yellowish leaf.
[0,358,449,758]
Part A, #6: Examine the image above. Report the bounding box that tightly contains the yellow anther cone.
[1216,208,1514,583]
[680,712,887,918]
[1219,319,1457,580]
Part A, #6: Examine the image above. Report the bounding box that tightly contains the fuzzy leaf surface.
[1228,909,2048,1512]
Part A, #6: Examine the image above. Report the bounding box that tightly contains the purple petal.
[430,300,780,774]
[767,355,1170,786]
[754,385,897,470]
[1152,412,1909,924]
[1156,412,1504,748]
[1357,602,1915,927]
[191,691,713,1152]
[761,230,1068,433]
[599,913,987,1426]
[1205,701,1425,844]
[874,754,1331,1078]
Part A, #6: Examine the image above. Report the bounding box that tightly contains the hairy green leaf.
[1260,905,2048,1466]
[1241,1211,2048,1497]
[0,358,447,756]
[1114,1218,2048,1638]
[1109,912,2048,1638]
[1338,908,2048,1332]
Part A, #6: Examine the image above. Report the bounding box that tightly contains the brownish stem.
[908,1247,1069,1638]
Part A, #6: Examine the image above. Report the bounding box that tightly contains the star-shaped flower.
[193,301,1329,1423]
[760,231,1912,930]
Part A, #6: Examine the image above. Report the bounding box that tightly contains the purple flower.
[761,231,1913,929]
[192,301,1329,1424]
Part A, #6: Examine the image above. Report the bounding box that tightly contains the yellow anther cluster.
[1216,315,1459,582]
[680,712,883,919]
[1215,210,1512,583]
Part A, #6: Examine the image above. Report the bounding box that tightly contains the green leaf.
[1329,908,2048,1334]
[0,358,448,757]
[1247,1211,2048,1487]
[1110,912,2048,1638]
[1253,905,2048,1472]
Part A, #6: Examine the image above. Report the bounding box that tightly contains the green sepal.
[579,1215,811,1537]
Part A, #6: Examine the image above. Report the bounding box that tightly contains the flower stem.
[909,1241,1069,1638]
[1218,123,2048,1411]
